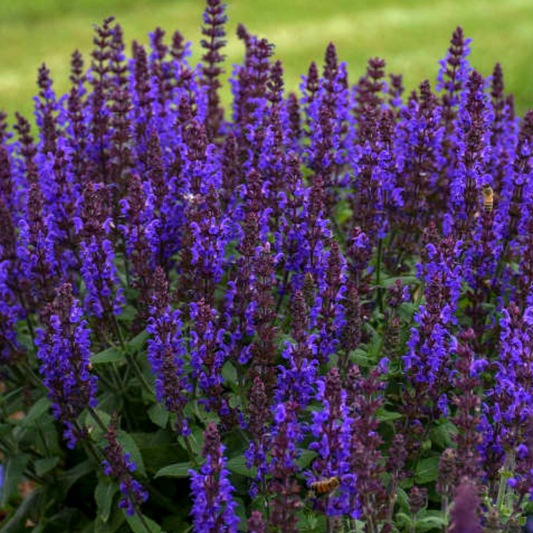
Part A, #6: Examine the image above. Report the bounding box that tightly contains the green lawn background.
[1,0,533,122]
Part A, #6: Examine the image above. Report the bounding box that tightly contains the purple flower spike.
[189,423,240,533]
[35,283,97,448]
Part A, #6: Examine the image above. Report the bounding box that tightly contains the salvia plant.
[2,1,533,532]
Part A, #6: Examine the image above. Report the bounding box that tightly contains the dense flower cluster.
[2,1,533,532]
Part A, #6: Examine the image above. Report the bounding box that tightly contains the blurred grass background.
[1,0,533,123]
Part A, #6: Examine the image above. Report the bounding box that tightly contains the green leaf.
[226,456,254,477]
[85,409,112,442]
[94,505,125,533]
[95,480,119,523]
[117,305,137,323]
[415,512,446,532]
[366,330,383,360]
[396,486,409,512]
[178,428,202,455]
[155,462,193,479]
[377,409,403,422]
[399,477,414,490]
[414,456,440,485]
[34,457,60,477]
[430,422,456,449]
[221,361,238,385]
[91,347,123,365]
[118,431,146,477]
[142,444,188,474]
[398,302,419,323]
[296,449,317,469]
[380,275,419,289]
[128,330,150,352]
[41,507,81,532]
[147,403,169,429]
[233,497,247,530]
[54,459,94,500]
[395,512,412,530]
[80,521,94,533]
[97,392,124,414]
[161,516,190,533]
[20,397,51,428]
[0,488,42,533]
[123,510,162,533]
[0,453,30,507]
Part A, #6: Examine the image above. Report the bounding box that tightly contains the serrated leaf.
[0,453,30,507]
[155,462,192,479]
[415,456,440,485]
[95,480,119,523]
[91,347,123,364]
[124,510,162,533]
[34,457,59,477]
[147,403,169,429]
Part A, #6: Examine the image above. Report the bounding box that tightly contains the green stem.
[502,493,525,533]
[76,418,152,533]
[182,434,199,468]
[376,237,384,314]
[146,485,182,514]
[442,494,449,533]
[109,364,124,390]
[326,514,332,533]
[131,502,154,533]
[125,352,153,395]
[112,315,127,351]
[88,406,108,433]
[496,452,514,512]
[95,370,117,391]
[22,361,45,390]
[16,288,35,345]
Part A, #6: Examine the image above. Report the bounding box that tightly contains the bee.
[307,476,340,498]
[481,184,494,214]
